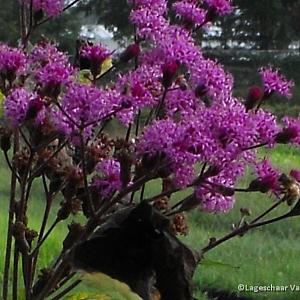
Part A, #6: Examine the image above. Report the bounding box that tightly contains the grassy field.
[1,145,300,299]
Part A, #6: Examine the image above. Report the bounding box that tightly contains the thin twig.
[29,139,68,180]
[201,198,289,255]
[50,279,81,300]
[36,0,83,27]
[80,132,95,215]
[30,219,60,257]
[2,132,19,300]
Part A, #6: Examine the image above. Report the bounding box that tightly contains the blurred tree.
[0,1,20,46]
[0,0,84,54]
[220,0,300,50]
[79,0,300,50]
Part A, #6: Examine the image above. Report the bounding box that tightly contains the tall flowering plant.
[1,0,300,299]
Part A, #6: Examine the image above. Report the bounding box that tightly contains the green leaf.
[69,272,142,300]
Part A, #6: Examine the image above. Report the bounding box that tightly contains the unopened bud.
[240,207,251,216]
[275,126,298,144]
[63,222,84,251]
[245,86,263,111]
[162,61,180,88]
[120,43,140,63]
[1,130,11,152]
[25,98,44,121]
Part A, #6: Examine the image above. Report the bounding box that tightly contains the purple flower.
[5,88,39,126]
[30,41,69,66]
[250,109,280,146]
[172,1,207,27]
[56,83,122,142]
[204,0,234,16]
[0,44,27,80]
[35,61,74,93]
[245,85,264,111]
[249,159,281,193]
[260,67,294,98]
[162,61,180,88]
[23,0,64,17]
[93,159,122,198]
[80,44,111,76]
[195,162,244,213]
[120,43,141,63]
[189,56,234,102]
[278,117,300,146]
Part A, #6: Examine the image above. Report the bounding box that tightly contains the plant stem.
[31,174,53,288]
[2,132,19,300]
[80,131,95,216]
[200,199,290,255]
[50,280,81,300]
[29,139,68,180]
[12,247,19,300]
[30,219,60,257]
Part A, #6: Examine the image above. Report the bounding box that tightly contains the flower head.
[249,159,281,193]
[35,61,74,94]
[5,88,40,126]
[204,0,234,16]
[30,41,69,66]
[245,85,263,111]
[0,44,27,80]
[80,44,111,77]
[93,159,122,198]
[278,117,300,146]
[172,1,207,27]
[260,67,294,98]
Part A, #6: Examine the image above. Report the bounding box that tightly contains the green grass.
[1,145,300,299]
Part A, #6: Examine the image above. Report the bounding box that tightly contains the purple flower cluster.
[93,159,121,198]
[5,88,42,127]
[35,62,74,91]
[204,0,234,16]
[2,0,297,215]
[0,44,27,79]
[30,41,69,66]
[80,44,111,76]
[260,67,294,98]
[30,42,74,94]
[172,1,207,27]
[250,159,281,194]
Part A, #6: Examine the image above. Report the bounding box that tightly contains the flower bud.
[216,185,235,196]
[25,98,44,121]
[171,213,189,235]
[245,86,263,111]
[275,126,298,144]
[153,196,170,211]
[162,61,180,88]
[63,222,85,251]
[248,176,275,193]
[0,130,11,152]
[120,43,140,63]
[240,207,251,216]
